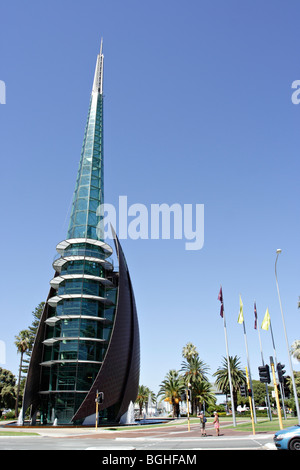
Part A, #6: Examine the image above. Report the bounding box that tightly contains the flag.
[218,286,224,318]
[261,308,271,331]
[254,302,257,330]
[238,295,244,324]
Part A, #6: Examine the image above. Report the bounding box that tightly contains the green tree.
[135,385,155,417]
[291,341,300,362]
[0,368,16,410]
[181,350,210,414]
[251,380,270,407]
[194,379,216,412]
[213,356,246,412]
[158,370,185,418]
[23,301,45,372]
[182,342,198,362]
[287,371,300,398]
[14,330,31,416]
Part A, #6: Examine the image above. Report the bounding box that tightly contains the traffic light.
[96,391,104,404]
[277,363,286,383]
[181,390,191,401]
[240,384,247,397]
[258,364,271,384]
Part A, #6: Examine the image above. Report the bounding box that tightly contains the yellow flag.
[238,295,244,324]
[261,308,271,331]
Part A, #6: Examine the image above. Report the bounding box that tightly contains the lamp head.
[276,249,282,254]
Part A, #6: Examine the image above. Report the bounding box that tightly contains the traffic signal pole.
[256,317,272,421]
[270,357,283,430]
[258,364,272,421]
[269,320,287,420]
[277,363,287,420]
[245,367,255,435]
[95,390,104,429]
[95,390,99,429]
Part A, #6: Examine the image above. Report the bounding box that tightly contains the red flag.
[254,302,257,329]
[218,286,224,318]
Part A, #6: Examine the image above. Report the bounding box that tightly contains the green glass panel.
[74,211,87,225]
[77,186,89,198]
[87,211,97,226]
[75,198,88,211]
[89,198,98,212]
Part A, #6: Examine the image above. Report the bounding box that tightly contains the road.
[0,434,275,451]
[0,420,276,451]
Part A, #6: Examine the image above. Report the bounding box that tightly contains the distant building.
[210,383,227,407]
[22,42,140,425]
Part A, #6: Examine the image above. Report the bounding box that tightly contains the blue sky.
[0,0,299,395]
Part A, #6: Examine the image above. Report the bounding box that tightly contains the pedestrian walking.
[213,411,220,436]
[197,411,206,436]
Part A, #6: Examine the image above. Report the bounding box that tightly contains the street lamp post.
[275,249,300,425]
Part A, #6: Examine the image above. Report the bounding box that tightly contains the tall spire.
[67,41,104,241]
[92,38,104,94]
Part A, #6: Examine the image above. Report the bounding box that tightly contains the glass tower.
[22,42,140,425]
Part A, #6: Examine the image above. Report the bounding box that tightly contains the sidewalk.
[1,419,271,440]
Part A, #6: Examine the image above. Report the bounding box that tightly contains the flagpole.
[242,319,257,423]
[255,302,272,421]
[223,311,237,427]
[269,320,287,420]
[218,286,236,427]
[239,296,257,423]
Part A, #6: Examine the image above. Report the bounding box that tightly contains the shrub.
[1,410,15,420]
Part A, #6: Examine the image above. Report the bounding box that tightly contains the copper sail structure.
[22,42,140,425]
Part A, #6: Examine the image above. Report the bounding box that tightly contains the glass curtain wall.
[67,92,104,241]
[39,242,117,424]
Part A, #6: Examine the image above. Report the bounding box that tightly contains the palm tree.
[287,372,300,399]
[213,355,246,411]
[194,379,216,412]
[291,340,300,362]
[182,342,198,361]
[181,355,210,414]
[158,370,185,418]
[14,330,31,417]
[136,385,152,417]
[181,355,210,383]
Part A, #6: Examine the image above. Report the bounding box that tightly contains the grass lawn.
[188,415,299,433]
[102,416,299,433]
[226,417,299,433]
